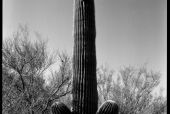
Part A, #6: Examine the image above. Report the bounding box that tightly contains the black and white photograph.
[3,0,167,114]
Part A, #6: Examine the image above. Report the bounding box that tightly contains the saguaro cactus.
[72,0,98,114]
[51,102,71,114]
[97,100,119,114]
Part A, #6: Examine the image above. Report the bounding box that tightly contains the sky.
[3,0,167,96]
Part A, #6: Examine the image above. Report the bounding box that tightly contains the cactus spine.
[51,102,71,114]
[97,100,119,114]
[72,0,98,114]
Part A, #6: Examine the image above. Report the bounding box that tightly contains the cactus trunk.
[72,0,98,114]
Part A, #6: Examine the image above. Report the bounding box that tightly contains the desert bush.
[2,25,72,114]
[97,65,166,114]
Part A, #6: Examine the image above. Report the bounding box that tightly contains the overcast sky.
[3,0,167,96]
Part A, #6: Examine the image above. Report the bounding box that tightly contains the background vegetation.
[2,26,166,114]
